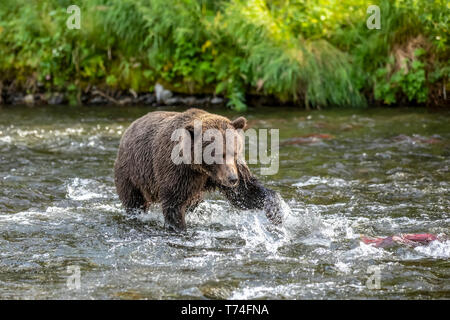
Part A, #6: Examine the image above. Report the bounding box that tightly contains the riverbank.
[0,85,448,109]
[0,0,448,110]
[0,84,300,109]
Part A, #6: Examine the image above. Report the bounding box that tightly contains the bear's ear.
[232,117,247,130]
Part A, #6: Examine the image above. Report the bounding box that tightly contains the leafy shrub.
[0,0,447,109]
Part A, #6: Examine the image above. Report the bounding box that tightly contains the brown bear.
[114,108,282,231]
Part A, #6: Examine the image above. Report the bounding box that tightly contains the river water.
[0,105,448,299]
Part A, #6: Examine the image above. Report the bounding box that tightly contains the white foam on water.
[66,178,108,201]
[414,240,450,258]
[0,135,12,144]
[0,125,125,152]
[134,206,165,224]
[239,214,283,254]
[0,206,73,225]
[229,283,302,299]
[282,206,323,240]
[346,242,390,260]
[334,261,352,274]
[184,195,355,257]
[187,200,234,226]
[292,176,354,188]
[0,210,35,225]
[91,203,122,213]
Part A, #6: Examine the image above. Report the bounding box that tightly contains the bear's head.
[185,115,248,188]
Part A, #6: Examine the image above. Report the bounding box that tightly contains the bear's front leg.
[160,186,191,232]
[162,204,187,232]
[219,176,283,225]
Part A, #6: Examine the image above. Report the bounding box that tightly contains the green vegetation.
[0,0,448,110]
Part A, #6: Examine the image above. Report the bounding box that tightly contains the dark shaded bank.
[0,86,305,109]
[0,86,448,109]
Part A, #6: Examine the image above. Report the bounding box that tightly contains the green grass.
[0,0,448,110]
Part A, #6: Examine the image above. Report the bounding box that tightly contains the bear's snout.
[228,173,238,186]
[215,162,239,187]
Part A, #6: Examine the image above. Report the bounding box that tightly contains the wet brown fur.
[114,108,282,231]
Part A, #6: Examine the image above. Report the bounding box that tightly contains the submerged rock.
[3,86,228,108]
[137,93,156,105]
[181,96,197,106]
[89,95,109,105]
[23,94,34,106]
[164,97,181,105]
[48,93,65,105]
[211,96,224,105]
